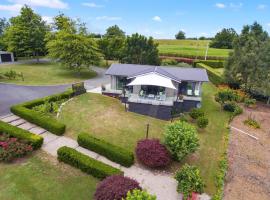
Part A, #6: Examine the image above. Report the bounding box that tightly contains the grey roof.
[105,63,209,82]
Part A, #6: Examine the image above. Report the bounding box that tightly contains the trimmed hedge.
[77,133,134,167]
[0,121,43,149]
[159,53,227,60]
[196,63,224,85]
[194,60,224,68]
[10,90,73,135]
[57,146,123,179]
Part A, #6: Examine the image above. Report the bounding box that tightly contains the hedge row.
[196,63,224,85]
[57,146,123,179]
[194,60,224,68]
[0,121,43,149]
[78,133,134,167]
[10,90,73,135]
[159,53,227,61]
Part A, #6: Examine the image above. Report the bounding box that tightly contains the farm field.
[155,39,231,59]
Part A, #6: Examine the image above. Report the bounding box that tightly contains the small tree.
[175,30,186,40]
[210,28,237,49]
[121,33,160,65]
[164,121,199,161]
[125,189,156,200]
[46,31,101,74]
[175,164,205,200]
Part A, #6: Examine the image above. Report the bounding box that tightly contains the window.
[116,76,130,90]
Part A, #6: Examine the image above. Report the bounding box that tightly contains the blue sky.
[0,0,269,38]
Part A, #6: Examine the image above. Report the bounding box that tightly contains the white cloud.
[96,16,122,21]
[82,2,104,8]
[257,4,267,10]
[215,3,226,8]
[229,2,243,9]
[8,0,68,9]
[152,16,162,22]
[0,3,22,12]
[42,16,53,24]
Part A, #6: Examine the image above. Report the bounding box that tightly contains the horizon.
[0,0,269,39]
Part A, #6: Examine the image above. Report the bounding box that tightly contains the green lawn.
[58,83,230,195]
[155,39,231,58]
[0,151,99,200]
[0,62,97,85]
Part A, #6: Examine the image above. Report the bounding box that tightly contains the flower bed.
[0,133,33,162]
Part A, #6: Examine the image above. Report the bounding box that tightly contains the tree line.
[0,5,160,72]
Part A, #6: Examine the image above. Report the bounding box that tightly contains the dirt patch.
[224,103,270,200]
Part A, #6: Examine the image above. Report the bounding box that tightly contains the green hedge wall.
[57,146,123,179]
[0,121,43,149]
[77,133,134,167]
[196,63,224,85]
[194,60,224,68]
[10,90,73,136]
[159,53,227,61]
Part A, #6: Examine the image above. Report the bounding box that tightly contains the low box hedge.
[196,63,224,85]
[0,121,43,149]
[10,90,73,136]
[78,133,134,167]
[57,146,123,179]
[194,60,224,68]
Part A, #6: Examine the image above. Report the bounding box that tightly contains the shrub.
[77,133,134,167]
[243,118,260,129]
[189,108,204,119]
[124,189,156,200]
[94,175,141,200]
[0,121,43,149]
[57,146,122,179]
[232,105,243,117]
[0,133,33,162]
[175,164,205,200]
[136,139,171,168]
[164,121,199,161]
[215,89,240,105]
[197,117,209,128]
[161,59,178,66]
[223,101,237,112]
[244,98,256,107]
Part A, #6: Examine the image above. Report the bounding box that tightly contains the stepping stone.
[9,118,26,126]
[96,155,121,169]
[42,136,78,157]
[29,127,47,135]
[1,115,20,123]
[18,122,36,130]
[42,132,59,145]
[75,146,99,159]
[0,114,13,119]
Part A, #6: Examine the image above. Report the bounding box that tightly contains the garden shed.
[0,51,14,63]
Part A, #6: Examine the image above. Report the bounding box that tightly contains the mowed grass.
[59,83,230,195]
[0,62,97,85]
[59,93,168,150]
[155,39,231,58]
[0,151,99,200]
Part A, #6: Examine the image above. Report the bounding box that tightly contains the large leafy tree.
[210,28,238,49]
[0,18,9,50]
[46,31,102,74]
[121,33,160,65]
[98,25,125,60]
[175,30,186,40]
[224,22,268,91]
[4,6,48,60]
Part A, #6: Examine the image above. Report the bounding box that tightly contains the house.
[103,63,209,120]
[0,51,14,63]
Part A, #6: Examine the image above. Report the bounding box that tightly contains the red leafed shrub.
[94,175,141,200]
[0,133,33,162]
[136,139,171,168]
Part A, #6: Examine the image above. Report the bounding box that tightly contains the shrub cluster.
[197,117,209,128]
[243,118,260,129]
[125,189,156,200]
[94,175,141,200]
[244,98,256,107]
[175,164,205,200]
[0,133,33,162]
[164,121,199,161]
[57,146,122,179]
[223,101,243,117]
[189,108,204,119]
[0,121,43,149]
[10,90,73,135]
[161,58,178,66]
[77,133,134,167]
[136,139,171,168]
[215,89,241,104]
